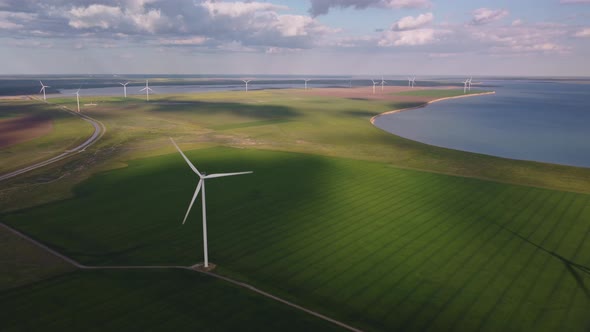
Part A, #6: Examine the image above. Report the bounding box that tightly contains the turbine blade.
[40,87,44,93]
[139,87,147,92]
[205,171,253,179]
[182,180,202,225]
[170,138,202,176]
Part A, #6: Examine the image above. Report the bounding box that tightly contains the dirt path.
[0,222,362,332]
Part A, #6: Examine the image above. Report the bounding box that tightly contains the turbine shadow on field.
[148,98,302,120]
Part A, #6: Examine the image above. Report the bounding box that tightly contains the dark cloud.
[308,0,431,17]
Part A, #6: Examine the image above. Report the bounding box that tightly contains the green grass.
[0,226,74,291]
[0,101,94,174]
[4,147,589,331]
[0,270,342,332]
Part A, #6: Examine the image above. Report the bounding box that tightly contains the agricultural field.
[1,87,590,331]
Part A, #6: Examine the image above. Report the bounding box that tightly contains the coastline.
[370,91,496,125]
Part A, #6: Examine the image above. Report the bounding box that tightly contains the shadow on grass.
[148,98,302,120]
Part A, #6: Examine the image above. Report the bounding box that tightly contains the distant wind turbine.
[39,81,50,101]
[242,79,251,92]
[304,79,311,90]
[75,88,81,113]
[371,79,378,95]
[462,79,470,94]
[139,80,153,101]
[119,82,129,98]
[468,77,473,91]
[381,76,386,92]
[408,77,416,88]
[170,138,253,268]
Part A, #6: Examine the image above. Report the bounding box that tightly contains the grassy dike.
[1,88,589,331]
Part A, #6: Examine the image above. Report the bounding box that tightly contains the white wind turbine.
[408,77,416,88]
[468,77,473,91]
[170,138,253,268]
[371,79,378,94]
[462,79,470,94]
[39,81,50,101]
[119,82,129,98]
[381,76,386,92]
[139,80,153,101]
[304,79,311,90]
[242,79,251,92]
[75,88,81,113]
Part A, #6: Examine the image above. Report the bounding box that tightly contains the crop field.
[2,88,590,331]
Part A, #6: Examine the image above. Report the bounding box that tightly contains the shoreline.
[370,91,496,125]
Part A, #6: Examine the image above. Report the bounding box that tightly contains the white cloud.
[391,12,433,30]
[201,1,287,18]
[560,0,590,3]
[574,28,590,37]
[379,28,442,46]
[471,8,509,25]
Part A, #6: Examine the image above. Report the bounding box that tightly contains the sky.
[0,0,589,76]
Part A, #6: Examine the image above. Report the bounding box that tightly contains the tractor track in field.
[0,97,106,182]
[0,222,363,332]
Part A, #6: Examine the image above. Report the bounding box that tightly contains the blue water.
[373,80,590,168]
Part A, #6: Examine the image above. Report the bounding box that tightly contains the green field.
[0,270,342,332]
[0,101,94,174]
[2,88,590,331]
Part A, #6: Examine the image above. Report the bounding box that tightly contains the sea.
[373,79,590,168]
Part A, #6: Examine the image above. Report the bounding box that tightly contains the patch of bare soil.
[0,115,53,148]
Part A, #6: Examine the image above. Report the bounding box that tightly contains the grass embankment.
[0,101,93,174]
[2,88,590,331]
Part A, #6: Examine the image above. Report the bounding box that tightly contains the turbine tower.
[139,80,153,101]
[381,76,386,92]
[170,138,253,268]
[75,88,81,113]
[39,81,50,101]
[468,77,473,91]
[242,80,251,92]
[408,77,416,88]
[304,79,311,90]
[119,82,129,98]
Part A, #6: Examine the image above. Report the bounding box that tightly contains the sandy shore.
[370,91,496,125]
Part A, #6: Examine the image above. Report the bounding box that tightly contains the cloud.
[379,28,442,46]
[308,0,431,17]
[470,23,570,54]
[0,1,335,50]
[471,8,509,25]
[574,28,590,37]
[391,12,433,30]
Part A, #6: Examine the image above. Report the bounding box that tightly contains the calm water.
[373,80,590,168]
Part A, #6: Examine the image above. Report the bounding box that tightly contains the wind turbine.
[304,79,311,90]
[468,77,473,91]
[39,81,50,101]
[170,138,253,268]
[242,79,251,92]
[462,79,469,94]
[139,80,153,101]
[119,82,129,98]
[408,77,416,88]
[381,76,386,92]
[371,79,378,94]
[75,88,81,113]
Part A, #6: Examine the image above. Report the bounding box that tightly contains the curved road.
[0,101,105,182]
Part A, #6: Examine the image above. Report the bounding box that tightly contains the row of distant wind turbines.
[40,76,475,110]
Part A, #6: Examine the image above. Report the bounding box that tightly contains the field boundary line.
[0,221,363,332]
[0,97,106,182]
